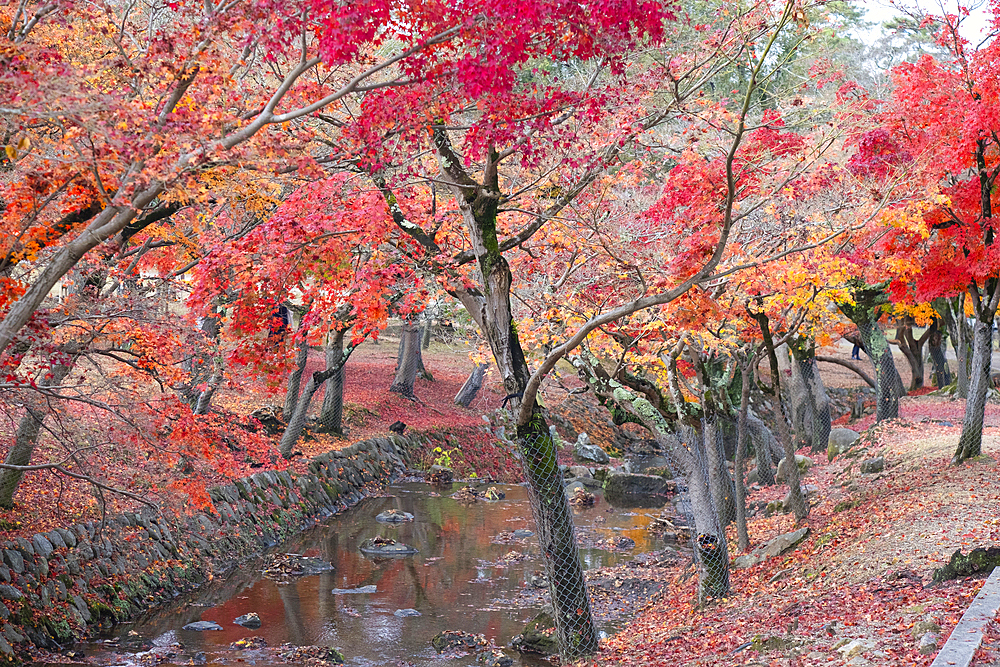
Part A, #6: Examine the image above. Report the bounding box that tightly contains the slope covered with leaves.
[592,400,1000,667]
[0,340,506,538]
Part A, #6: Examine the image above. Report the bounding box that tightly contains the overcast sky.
[860,0,993,42]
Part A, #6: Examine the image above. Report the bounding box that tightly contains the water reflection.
[84,482,660,667]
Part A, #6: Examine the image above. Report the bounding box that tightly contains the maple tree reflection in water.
[83,482,664,666]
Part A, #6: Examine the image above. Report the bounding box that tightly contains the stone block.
[0,586,22,601]
[73,595,91,622]
[860,456,885,474]
[604,472,670,507]
[76,542,94,560]
[2,624,24,645]
[776,455,813,482]
[13,538,33,558]
[828,428,860,460]
[55,528,76,548]
[46,531,66,550]
[3,552,22,575]
[733,527,810,569]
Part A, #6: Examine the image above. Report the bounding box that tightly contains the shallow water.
[78,481,662,667]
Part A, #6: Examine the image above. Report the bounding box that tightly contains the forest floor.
[2,334,999,667]
[592,395,1000,667]
[0,337,508,539]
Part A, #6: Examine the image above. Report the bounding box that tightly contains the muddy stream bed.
[70,481,675,667]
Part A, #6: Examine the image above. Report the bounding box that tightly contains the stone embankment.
[0,434,418,664]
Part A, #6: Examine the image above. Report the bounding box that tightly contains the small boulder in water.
[281,645,344,666]
[602,536,635,551]
[528,571,548,588]
[431,630,488,653]
[376,509,415,523]
[451,485,480,502]
[233,612,260,630]
[182,621,223,632]
[261,554,334,584]
[569,487,595,507]
[511,608,558,656]
[359,536,418,556]
[428,465,453,485]
[394,608,421,617]
[234,612,261,629]
[331,585,378,594]
[478,649,514,667]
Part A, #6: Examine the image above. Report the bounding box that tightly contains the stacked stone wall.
[0,434,418,663]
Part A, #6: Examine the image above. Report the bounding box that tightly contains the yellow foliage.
[891,302,936,326]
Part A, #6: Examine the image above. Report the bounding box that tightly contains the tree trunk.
[856,319,901,421]
[787,355,812,447]
[433,141,596,657]
[318,331,347,434]
[891,321,929,390]
[734,358,752,551]
[191,345,226,415]
[416,335,432,381]
[690,475,730,601]
[434,134,596,657]
[815,355,876,388]
[686,350,737,529]
[808,357,832,454]
[941,295,972,398]
[755,313,808,520]
[955,318,993,462]
[281,333,356,458]
[0,350,79,508]
[747,413,777,486]
[390,321,421,397]
[789,339,831,453]
[839,285,905,420]
[955,139,1000,461]
[955,327,971,398]
[279,373,322,458]
[580,367,731,601]
[517,414,600,651]
[192,354,224,415]
[704,418,735,529]
[283,332,309,421]
[928,321,951,388]
[675,428,731,602]
[454,363,488,408]
[179,307,223,412]
[0,183,165,357]
[421,319,432,350]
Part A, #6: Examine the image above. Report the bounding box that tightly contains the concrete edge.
[930,567,1000,667]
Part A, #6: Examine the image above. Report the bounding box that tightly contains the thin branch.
[815,355,876,388]
[0,461,157,508]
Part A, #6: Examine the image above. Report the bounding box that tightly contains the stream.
[74,481,665,667]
